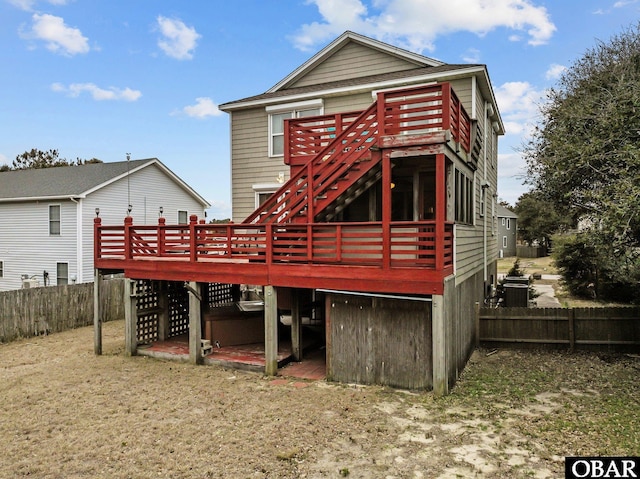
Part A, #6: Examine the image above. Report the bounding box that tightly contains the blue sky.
[1,0,639,218]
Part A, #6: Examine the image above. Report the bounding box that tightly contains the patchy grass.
[1,321,638,478]
[498,255,557,276]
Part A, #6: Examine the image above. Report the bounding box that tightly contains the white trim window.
[267,99,323,157]
[502,236,508,248]
[454,169,474,225]
[502,217,506,226]
[57,262,68,285]
[506,218,511,230]
[49,204,61,236]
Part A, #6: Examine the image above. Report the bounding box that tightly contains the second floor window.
[268,102,322,157]
[49,205,61,235]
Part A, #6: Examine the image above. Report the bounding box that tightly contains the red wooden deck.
[94,218,453,294]
[94,82,470,296]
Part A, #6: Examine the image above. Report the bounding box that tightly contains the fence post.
[568,308,575,351]
[157,217,166,256]
[124,216,133,260]
[189,215,198,262]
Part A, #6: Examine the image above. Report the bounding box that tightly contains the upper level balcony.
[284,82,473,172]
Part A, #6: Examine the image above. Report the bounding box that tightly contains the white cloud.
[545,63,566,80]
[51,82,142,101]
[23,13,89,55]
[462,48,480,63]
[176,97,223,119]
[495,81,545,137]
[156,16,200,60]
[8,0,69,11]
[614,0,639,7]
[292,0,556,52]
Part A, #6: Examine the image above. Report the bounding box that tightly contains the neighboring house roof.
[219,31,504,134]
[496,204,518,219]
[0,158,210,207]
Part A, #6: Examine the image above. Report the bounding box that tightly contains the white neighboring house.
[0,158,210,291]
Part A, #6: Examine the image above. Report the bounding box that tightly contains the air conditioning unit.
[22,279,39,289]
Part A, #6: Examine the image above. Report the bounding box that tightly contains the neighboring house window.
[480,187,485,217]
[454,169,474,225]
[49,205,61,235]
[502,218,506,226]
[0,261,3,278]
[178,210,188,224]
[267,100,323,157]
[502,236,508,248]
[506,218,511,230]
[57,263,68,285]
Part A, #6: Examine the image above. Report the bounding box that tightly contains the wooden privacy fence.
[0,278,124,343]
[477,306,640,352]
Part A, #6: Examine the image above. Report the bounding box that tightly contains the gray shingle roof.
[220,65,482,110]
[497,204,518,218]
[0,158,153,200]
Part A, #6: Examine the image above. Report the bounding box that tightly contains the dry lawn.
[1,320,638,478]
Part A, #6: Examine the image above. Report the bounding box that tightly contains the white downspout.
[483,100,489,283]
[69,196,83,284]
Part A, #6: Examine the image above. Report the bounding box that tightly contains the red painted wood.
[95,83,475,296]
[435,154,446,271]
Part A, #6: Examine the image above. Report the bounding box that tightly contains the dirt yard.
[1,320,638,478]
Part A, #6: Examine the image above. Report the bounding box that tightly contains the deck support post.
[93,269,102,355]
[432,293,449,396]
[291,288,302,361]
[381,150,392,269]
[264,285,278,376]
[157,281,170,341]
[124,278,138,356]
[435,153,446,271]
[187,281,203,365]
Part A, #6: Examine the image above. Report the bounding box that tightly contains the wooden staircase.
[243,102,381,225]
[242,83,473,227]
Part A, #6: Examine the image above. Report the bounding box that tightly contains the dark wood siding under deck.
[327,293,432,389]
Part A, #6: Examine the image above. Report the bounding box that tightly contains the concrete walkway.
[532,283,562,307]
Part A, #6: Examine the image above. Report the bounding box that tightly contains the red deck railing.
[284,83,471,165]
[95,217,454,270]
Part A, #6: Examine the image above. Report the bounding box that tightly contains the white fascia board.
[0,195,82,203]
[265,98,323,113]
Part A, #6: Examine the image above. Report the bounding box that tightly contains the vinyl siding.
[0,163,206,291]
[451,79,499,282]
[81,163,207,282]
[230,107,289,221]
[0,200,77,291]
[290,42,420,88]
[229,42,501,281]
